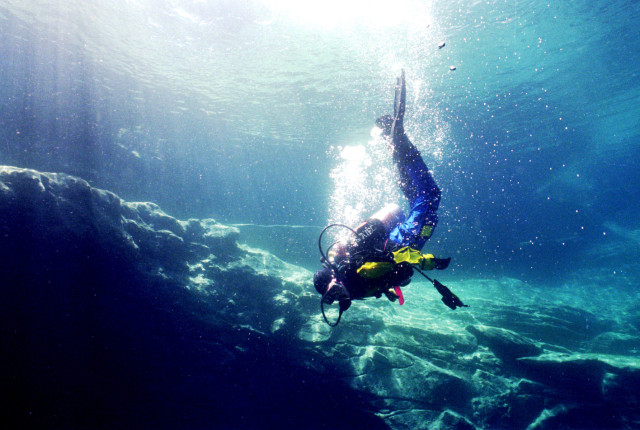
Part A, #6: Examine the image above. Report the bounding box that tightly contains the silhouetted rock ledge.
[466,325,543,363]
[2,166,640,430]
[0,166,381,430]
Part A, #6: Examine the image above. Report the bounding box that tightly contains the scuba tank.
[371,203,403,231]
[353,203,403,250]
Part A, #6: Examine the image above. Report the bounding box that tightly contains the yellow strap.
[356,261,395,279]
[392,247,435,270]
[356,247,436,279]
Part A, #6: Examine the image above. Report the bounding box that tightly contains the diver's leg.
[390,141,440,249]
[389,70,420,178]
[387,70,440,249]
[393,134,438,196]
[389,199,439,249]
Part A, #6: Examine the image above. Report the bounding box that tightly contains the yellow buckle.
[419,224,433,238]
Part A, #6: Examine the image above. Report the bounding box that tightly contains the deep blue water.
[1,0,639,282]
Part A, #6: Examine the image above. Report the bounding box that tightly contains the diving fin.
[393,69,406,122]
[391,69,406,144]
[433,279,468,310]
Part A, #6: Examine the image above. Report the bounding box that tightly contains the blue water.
[2,1,640,428]
[2,1,639,278]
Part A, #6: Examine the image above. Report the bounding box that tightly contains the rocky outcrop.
[0,166,383,430]
[514,353,640,429]
[587,331,640,355]
[2,166,639,430]
[466,325,543,363]
[517,352,640,400]
[474,302,614,349]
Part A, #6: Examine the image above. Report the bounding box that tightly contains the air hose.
[317,224,357,326]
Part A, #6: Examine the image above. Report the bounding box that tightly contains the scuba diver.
[314,70,467,326]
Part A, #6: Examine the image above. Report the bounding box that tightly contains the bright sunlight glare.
[260,0,433,30]
[328,128,403,243]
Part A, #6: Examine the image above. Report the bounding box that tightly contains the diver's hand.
[389,262,413,286]
[434,257,451,270]
[383,289,398,302]
[339,298,352,312]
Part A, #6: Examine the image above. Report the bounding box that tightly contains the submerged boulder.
[0,166,385,430]
[587,331,640,355]
[432,410,477,430]
[466,324,543,363]
[478,302,614,349]
[517,352,640,406]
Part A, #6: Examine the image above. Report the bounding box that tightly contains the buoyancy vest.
[329,219,436,300]
[356,246,437,279]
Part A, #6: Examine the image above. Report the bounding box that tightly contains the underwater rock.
[517,352,640,404]
[431,410,477,430]
[473,374,562,429]
[323,323,476,404]
[0,166,385,430]
[517,353,608,397]
[587,331,640,355]
[3,165,640,430]
[353,354,475,409]
[478,303,614,349]
[466,324,543,363]
[183,217,241,261]
[626,306,640,333]
[383,410,442,430]
[526,403,631,430]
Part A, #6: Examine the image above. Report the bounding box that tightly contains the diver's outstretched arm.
[391,69,406,142]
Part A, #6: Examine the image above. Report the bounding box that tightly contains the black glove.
[434,257,451,270]
[383,289,398,302]
[389,262,413,286]
[339,298,352,312]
